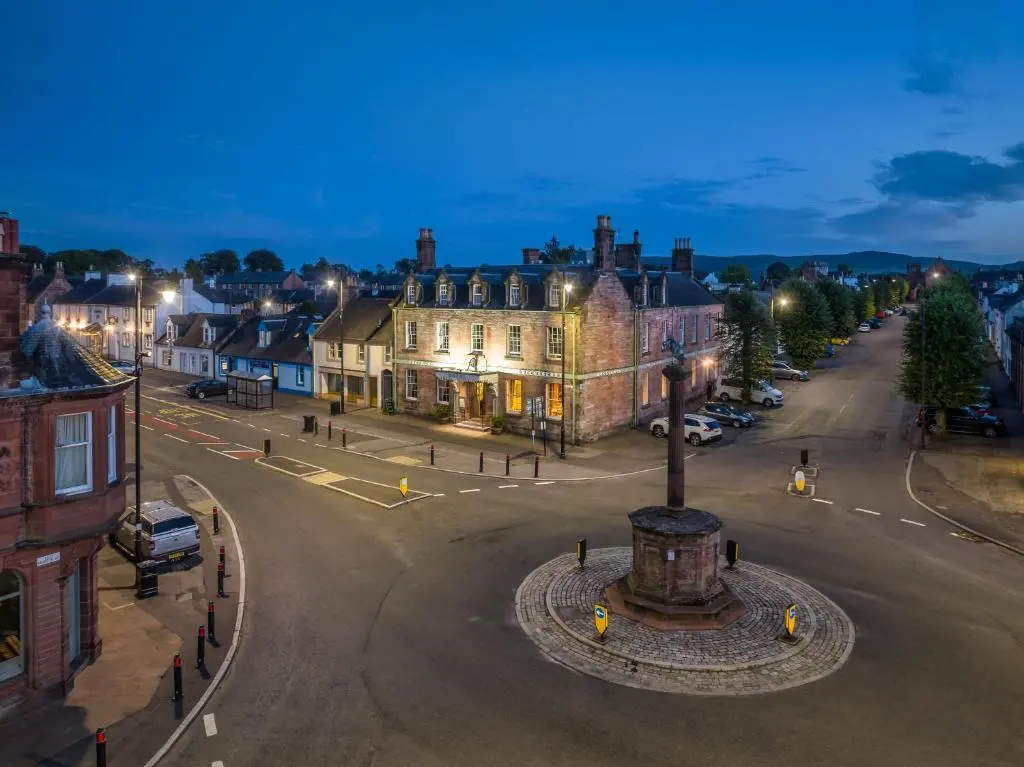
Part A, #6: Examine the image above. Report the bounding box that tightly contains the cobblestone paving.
[515,547,856,695]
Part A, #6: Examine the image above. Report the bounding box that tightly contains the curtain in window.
[56,413,90,492]
[0,571,23,680]
[67,561,81,667]
[107,406,117,483]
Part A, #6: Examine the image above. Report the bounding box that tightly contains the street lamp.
[327,276,345,414]
[771,295,788,321]
[559,279,572,459]
[919,300,927,450]
[127,273,144,590]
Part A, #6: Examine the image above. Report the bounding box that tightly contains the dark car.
[697,401,755,428]
[867,318,882,329]
[821,343,836,358]
[185,378,228,399]
[916,406,1006,438]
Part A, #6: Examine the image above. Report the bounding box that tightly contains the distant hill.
[692,251,1024,277]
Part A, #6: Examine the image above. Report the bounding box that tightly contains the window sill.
[505,354,523,361]
[56,486,93,498]
[405,397,418,402]
[435,350,450,355]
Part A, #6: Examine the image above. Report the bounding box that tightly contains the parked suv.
[717,378,784,408]
[649,413,723,445]
[915,407,1007,438]
[771,360,809,381]
[186,378,228,399]
[111,501,201,563]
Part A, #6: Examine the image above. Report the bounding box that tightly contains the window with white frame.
[471,283,483,306]
[166,319,176,341]
[202,323,214,344]
[705,313,712,340]
[549,282,561,308]
[357,344,366,363]
[201,356,210,374]
[641,322,649,353]
[471,323,484,352]
[143,308,154,324]
[56,412,92,495]
[547,326,563,359]
[405,369,418,399]
[406,283,416,305]
[507,325,522,356]
[162,349,172,366]
[107,405,117,483]
[258,329,271,348]
[436,322,449,352]
[679,316,686,345]
[143,334,153,350]
[405,321,417,349]
[327,342,339,360]
[436,378,451,404]
[384,345,392,363]
[438,282,449,305]
[509,283,521,305]
[691,314,698,342]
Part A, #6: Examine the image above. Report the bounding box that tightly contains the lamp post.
[327,276,345,414]
[771,295,788,321]
[559,279,572,459]
[127,274,144,587]
[919,299,927,450]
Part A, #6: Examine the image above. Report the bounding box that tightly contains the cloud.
[744,157,806,179]
[903,56,962,97]
[873,143,1024,204]
[830,200,973,237]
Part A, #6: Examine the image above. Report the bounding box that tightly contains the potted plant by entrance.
[491,414,506,434]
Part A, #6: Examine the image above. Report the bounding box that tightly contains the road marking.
[189,430,222,441]
[837,393,855,416]
[535,481,555,486]
[203,713,217,737]
[235,444,260,451]
[900,518,926,527]
[247,423,256,428]
[139,424,155,431]
[434,493,446,497]
[263,428,272,432]
[280,433,290,437]
[298,438,307,443]
[102,601,136,611]
[206,448,240,460]
[811,498,834,505]
[498,484,518,489]
[164,434,190,443]
[230,419,241,423]
[198,442,230,446]
[855,507,881,516]
[459,488,481,494]
[213,762,224,767]
[152,416,176,426]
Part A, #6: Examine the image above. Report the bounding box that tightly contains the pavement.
[0,472,243,767]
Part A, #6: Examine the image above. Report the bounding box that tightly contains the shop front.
[436,370,499,429]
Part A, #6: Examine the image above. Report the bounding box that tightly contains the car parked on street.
[717,378,784,408]
[868,318,882,329]
[186,378,228,399]
[821,343,836,358]
[915,406,1007,438]
[697,401,755,428]
[858,322,871,332]
[111,501,201,563]
[771,360,809,381]
[830,337,850,346]
[649,413,724,445]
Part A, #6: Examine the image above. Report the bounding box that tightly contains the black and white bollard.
[212,506,220,535]
[207,600,217,644]
[172,653,183,700]
[196,625,206,669]
[217,562,226,598]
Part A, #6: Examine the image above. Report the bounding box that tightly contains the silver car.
[111,501,200,563]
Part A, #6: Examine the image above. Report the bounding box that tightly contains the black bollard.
[505,454,510,476]
[800,448,809,467]
[315,418,319,436]
[95,728,107,767]
[342,428,347,448]
[196,625,206,669]
[726,539,739,569]
[479,451,484,472]
[219,545,225,565]
[263,438,270,457]
[172,652,183,700]
[207,600,217,643]
[328,421,332,441]
[212,506,220,534]
[534,455,540,478]
[430,444,435,465]
[217,562,226,598]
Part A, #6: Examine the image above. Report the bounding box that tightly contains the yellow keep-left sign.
[784,603,797,637]
[594,604,609,637]
[399,476,409,497]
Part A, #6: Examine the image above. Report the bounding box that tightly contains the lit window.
[509,283,521,305]
[546,382,563,418]
[56,412,92,495]
[406,321,417,349]
[471,283,483,306]
[506,379,523,413]
[436,379,451,404]
[641,371,649,406]
[547,326,563,359]
[438,283,449,305]
[0,571,24,682]
[661,372,669,400]
[406,283,416,304]
[327,342,339,360]
[405,369,418,400]
[107,405,117,483]
[436,322,449,352]
[471,324,484,352]
[507,325,522,356]
[357,344,366,363]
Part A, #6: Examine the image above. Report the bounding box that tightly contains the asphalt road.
[127,317,1024,767]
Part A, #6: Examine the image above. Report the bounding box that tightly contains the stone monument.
[606,345,746,629]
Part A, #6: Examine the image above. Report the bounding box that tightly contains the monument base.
[605,577,748,631]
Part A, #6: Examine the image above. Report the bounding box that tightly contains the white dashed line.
[203,713,218,737]
[139,424,155,431]
[298,438,307,443]
[213,761,225,767]
[230,419,241,423]
[190,430,221,441]
[811,498,834,505]
[197,442,230,446]
[459,489,481,494]
[900,518,926,527]
[164,434,189,443]
[234,444,260,451]
[534,481,555,486]
[498,484,518,489]
[280,433,290,437]
[247,423,256,428]
[206,449,240,460]
[855,507,881,516]
[152,417,176,426]
[263,428,272,432]
[433,493,446,497]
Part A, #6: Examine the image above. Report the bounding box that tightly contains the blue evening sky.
[3,2,1023,268]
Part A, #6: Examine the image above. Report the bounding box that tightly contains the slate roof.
[157,313,240,349]
[54,277,107,304]
[217,271,292,286]
[217,314,319,365]
[313,297,394,345]
[52,278,160,307]
[193,284,254,305]
[26,274,54,302]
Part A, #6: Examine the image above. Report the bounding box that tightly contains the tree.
[870,279,889,315]
[765,261,791,282]
[887,277,909,306]
[777,279,833,370]
[357,268,374,281]
[541,235,587,265]
[183,258,204,280]
[837,263,852,277]
[862,286,876,319]
[244,249,284,272]
[718,286,777,402]
[199,249,240,275]
[897,280,985,433]
[19,244,47,265]
[719,264,752,285]
[899,279,910,302]
[394,257,416,273]
[815,280,857,338]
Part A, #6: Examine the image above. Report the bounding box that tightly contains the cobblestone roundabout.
[515,547,856,695]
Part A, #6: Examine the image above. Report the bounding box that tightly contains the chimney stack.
[415,228,437,272]
[32,262,43,275]
[522,248,542,265]
[0,213,19,256]
[593,215,616,272]
[55,261,65,279]
[671,237,694,277]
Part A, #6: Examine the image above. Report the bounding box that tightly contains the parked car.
[717,378,784,407]
[868,318,883,329]
[110,361,136,374]
[771,360,809,381]
[697,401,755,428]
[898,307,908,316]
[821,343,836,358]
[858,322,871,332]
[915,407,1007,438]
[830,337,850,346]
[966,402,993,417]
[186,378,229,399]
[649,413,724,445]
[111,501,201,563]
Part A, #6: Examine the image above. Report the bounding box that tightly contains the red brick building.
[394,215,723,443]
[0,256,132,719]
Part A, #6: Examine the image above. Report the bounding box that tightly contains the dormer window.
[202,323,214,344]
[258,329,271,348]
[406,282,417,305]
[471,283,483,306]
[549,282,561,309]
[438,282,449,306]
[165,319,176,342]
[509,282,521,306]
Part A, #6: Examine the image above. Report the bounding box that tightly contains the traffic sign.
[594,604,609,638]
[784,603,797,638]
[399,476,409,497]
[794,470,806,493]
[576,538,587,569]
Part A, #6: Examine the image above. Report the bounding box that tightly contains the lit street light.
[326,277,345,414]
[559,279,573,459]
[771,295,788,321]
[127,273,144,591]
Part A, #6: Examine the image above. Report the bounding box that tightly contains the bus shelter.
[227,370,274,410]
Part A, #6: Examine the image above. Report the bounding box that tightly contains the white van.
[717,378,784,408]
